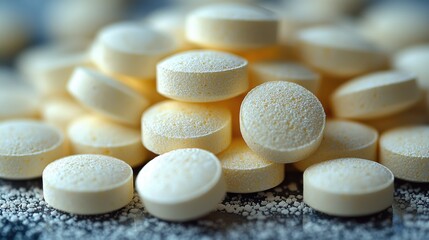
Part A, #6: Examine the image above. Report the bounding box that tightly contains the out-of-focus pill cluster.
[0,0,428,222]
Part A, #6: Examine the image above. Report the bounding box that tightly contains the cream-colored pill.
[0,120,67,179]
[0,91,40,121]
[142,101,231,155]
[218,138,284,193]
[297,26,386,78]
[331,71,420,120]
[304,158,394,217]
[157,50,248,102]
[43,154,133,215]
[68,115,148,168]
[215,94,245,137]
[240,81,325,163]
[116,76,166,104]
[186,3,278,50]
[92,22,177,79]
[294,119,378,171]
[394,44,429,91]
[380,125,429,182]
[136,148,226,221]
[68,67,150,127]
[41,98,87,131]
[250,60,320,93]
[33,51,90,97]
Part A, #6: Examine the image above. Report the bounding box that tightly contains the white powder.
[1,174,429,239]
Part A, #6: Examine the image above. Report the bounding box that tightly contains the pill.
[92,22,177,79]
[394,44,429,91]
[142,100,232,155]
[240,81,325,163]
[379,125,429,182]
[294,119,378,171]
[359,2,429,52]
[331,70,420,120]
[116,75,166,104]
[304,158,394,217]
[68,67,150,127]
[32,51,90,97]
[136,148,226,221]
[215,94,245,137]
[43,154,133,215]
[297,26,386,78]
[186,3,278,51]
[218,138,284,193]
[0,120,67,179]
[0,91,40,121]
[68,115,148,168]
[157,50,248,102]
[42,98,87,131]
[250,60,320,93]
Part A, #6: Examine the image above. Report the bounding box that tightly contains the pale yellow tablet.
[43,154,133,215]
[92,22,177,79]
[0,120,67,179]
[218,138,284,193]
[394,44,429,91]
[240,81,325,163]
[250,60,320,93]
[68,115,149,168]
[142,101,232,155]
[0,91,40,121]
[136,148,226,221]
[380,125,429,182]
[297,26,386,78]
[294,119,378,171]
[304,158,394,217]
[157,50,248,102]
[41,98,87,131]
[331,71,420,120]
[186,3,278,50]
[68,67,150,127]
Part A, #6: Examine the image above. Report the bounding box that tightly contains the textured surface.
[1,172,429,239]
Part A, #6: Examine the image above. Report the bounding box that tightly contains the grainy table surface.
[1,172,429,240]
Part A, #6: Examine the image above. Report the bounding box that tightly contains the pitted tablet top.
[305,158,393,194]
[190,3,277,21]
[68,115,140,147]
[381,126,429,158]
[43,154,132,191]
[137,148,222,202]
[158,50,247,73]
[143,101,230,138]
[241,81,325,150]
[0,120,62,156]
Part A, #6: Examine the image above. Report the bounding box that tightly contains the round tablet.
[136,148,226,221]
[142,101,232,155]
[297,26,386,78]
[0,120,67,179]
[215,94,245,137]
[380,125,429,182]
[68,67,150,127]
[240,81,325,163]
[157,50,248,102]
[250,60,320,93]
[0,91,40,121]
[116,75,166,104]
[68,115,148,168]
[304,158,394,217]
[218,138,284,193]
[331,71,420,120]
[42,98,87,131]
[92,22,177,79]
[186,3,278,50]
[33,51,90,97]
[43,154,133,215]
[394,44,429,91]
[294,119,378,171]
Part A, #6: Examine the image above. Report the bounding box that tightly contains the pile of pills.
[0,0,428,224]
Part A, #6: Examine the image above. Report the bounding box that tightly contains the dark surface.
[1,172,429,240]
